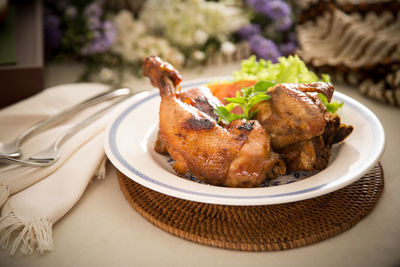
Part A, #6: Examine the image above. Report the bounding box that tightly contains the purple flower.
[246,0,270,12]
[103,21,117,43]
[275,16,292,31]
[81,37,109,55]
[248,35,281,62]
[238,24,262,40]
[84,2,103,18]
[262,0,291,20]
[80,21,116,56]
[279,42,297,56]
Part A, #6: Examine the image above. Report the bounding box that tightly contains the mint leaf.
[249,94,271,107]
[213,80,272,124]
[214,106,243,124]
[224,97,246,105]
[254,80,276,93]
[318,93,343,113]
[225,103,236,112]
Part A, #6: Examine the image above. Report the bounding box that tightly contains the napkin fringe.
[0,203,53,255]
[0,184,10,208]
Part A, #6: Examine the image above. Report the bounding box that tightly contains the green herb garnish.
[318,93,344,114]
[214,80,275,124]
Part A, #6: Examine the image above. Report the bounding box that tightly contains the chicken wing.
[143,56,285,187]
[253,82,334,150]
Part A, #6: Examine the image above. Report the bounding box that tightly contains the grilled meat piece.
[143,56,285,187]
[180,87,222,122]
[252,82,354,172]
[253,82,334,151]
[155,86,223,154]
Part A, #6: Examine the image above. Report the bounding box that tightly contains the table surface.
[1,62,399,267]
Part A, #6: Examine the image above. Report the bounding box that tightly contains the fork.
[0,91,132,167]
[0,88,131,159]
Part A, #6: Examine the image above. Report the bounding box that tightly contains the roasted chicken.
[252,83,352,171]
[143,56,353,186]
[154,86,221,155]
[143,56,285,187]
[253,82,334,150]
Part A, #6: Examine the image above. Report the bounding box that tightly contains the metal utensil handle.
[0,155,53,167]
[0,93,132,167]
[15,88,131,148]
[52,94,131,151]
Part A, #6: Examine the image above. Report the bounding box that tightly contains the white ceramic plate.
[104,77,385,206]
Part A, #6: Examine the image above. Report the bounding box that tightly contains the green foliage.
[233,55,331,83]
[318,93,344,114]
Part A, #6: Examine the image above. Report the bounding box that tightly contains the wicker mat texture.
[116,163,384,251]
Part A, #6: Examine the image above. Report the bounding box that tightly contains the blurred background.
[0,0,399,108]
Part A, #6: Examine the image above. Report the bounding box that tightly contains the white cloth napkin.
[0,83,119,255]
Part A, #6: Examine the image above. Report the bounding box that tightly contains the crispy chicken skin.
[154,87,221,155]
[143,56,285,187]
[253,82,334,150]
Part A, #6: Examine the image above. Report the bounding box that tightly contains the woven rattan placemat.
[116,163,384,251]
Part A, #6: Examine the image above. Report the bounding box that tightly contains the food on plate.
[143,56,286,187]
[208,81,353,172]
[143,56,353,187]
[154,86,221,155]
[252,82,334,150]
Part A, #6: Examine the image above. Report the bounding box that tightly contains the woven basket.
[116,163,384,251]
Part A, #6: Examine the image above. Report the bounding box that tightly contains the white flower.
[140,0,249,49]
[220,41,236,55]
[194,30,209,46]
[171,52,185,67]
[113,10,145,37]
[110,10,185,67]
[193,50,205,61]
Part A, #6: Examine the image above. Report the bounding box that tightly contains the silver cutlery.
[0,88,131,159]
[0,92,132,167]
